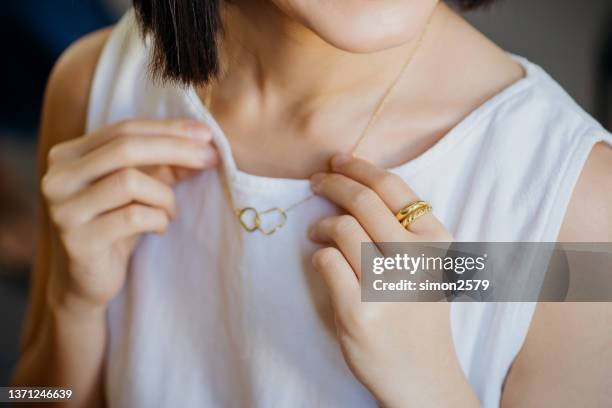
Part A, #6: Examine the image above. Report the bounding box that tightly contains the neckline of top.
[182,54,540,193]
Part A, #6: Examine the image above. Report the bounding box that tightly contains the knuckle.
[156,182,176,210]
[331,215,358,237]
[312,247,341,270]
[352,188,378,208]
[113,136,139,160]
[375,172,402,192]
[50,203,84,231]
[149,208,169,233]
[116,168,139,194]
[40,169,64,200]
[40,172,54,198]
[342,305,376,333]
[47,144,65,165]
[123,205,146,227]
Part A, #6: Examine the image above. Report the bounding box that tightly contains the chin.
[278,0,438,53]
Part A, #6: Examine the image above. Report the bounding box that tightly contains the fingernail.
[331,154,351,169]
[186,121,211,141]
[310,173,326,192]
[199,147,218,164]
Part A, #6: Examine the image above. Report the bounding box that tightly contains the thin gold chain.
[204,21,430,233]
[350,26,429,156]
[288,22,428,213]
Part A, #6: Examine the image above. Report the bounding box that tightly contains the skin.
[12,0,612,407]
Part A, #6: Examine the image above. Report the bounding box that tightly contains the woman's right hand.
[41,119,218,314]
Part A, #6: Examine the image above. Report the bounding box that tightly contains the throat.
[201,2,525,180]
[214,105,368,179]
[207,92,445,180]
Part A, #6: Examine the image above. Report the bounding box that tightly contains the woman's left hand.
[309,154,478,408]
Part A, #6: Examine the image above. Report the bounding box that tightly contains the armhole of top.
[543,128,612,242]
[85,9,138,134]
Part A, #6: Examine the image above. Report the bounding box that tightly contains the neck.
[212,0,444,113]
[195,2,523,178]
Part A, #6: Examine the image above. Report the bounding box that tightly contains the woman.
[13,0,612,407]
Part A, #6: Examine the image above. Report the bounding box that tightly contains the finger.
[311,172,406,242]
[139,165,176,185]
[45,134,217,202]
[309,215,372,280]
[141,165,204,185]
[68,204,170,246]
[330,154,444,235]
[312,247,360,312]
[47,119,212,166]
[51,168,176,228]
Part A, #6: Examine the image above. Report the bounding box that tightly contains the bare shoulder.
[501,303,612,407]
[40,27,113,154]
[502,144,612,406]
[558,141,612,242]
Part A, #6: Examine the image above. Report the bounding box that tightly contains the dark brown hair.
[133,0,496,85]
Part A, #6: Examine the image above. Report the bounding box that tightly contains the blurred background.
[1,0,611,386]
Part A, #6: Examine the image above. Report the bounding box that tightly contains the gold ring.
[395,200,432,229]
[395,200,430,222]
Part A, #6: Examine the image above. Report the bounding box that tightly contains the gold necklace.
[205,24,429,235]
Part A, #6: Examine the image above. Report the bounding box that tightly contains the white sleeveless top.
[88,11,612,408]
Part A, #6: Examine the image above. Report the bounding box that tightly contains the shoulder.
[48,28,112,105]
[502,303,612,407]
[466,58,612,241]
[499,74,612,402]
[40,27,113,153]
[559,141,612,241]
[515,60,612,241]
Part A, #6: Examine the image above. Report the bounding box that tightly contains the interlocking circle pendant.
[236,207,288,235]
